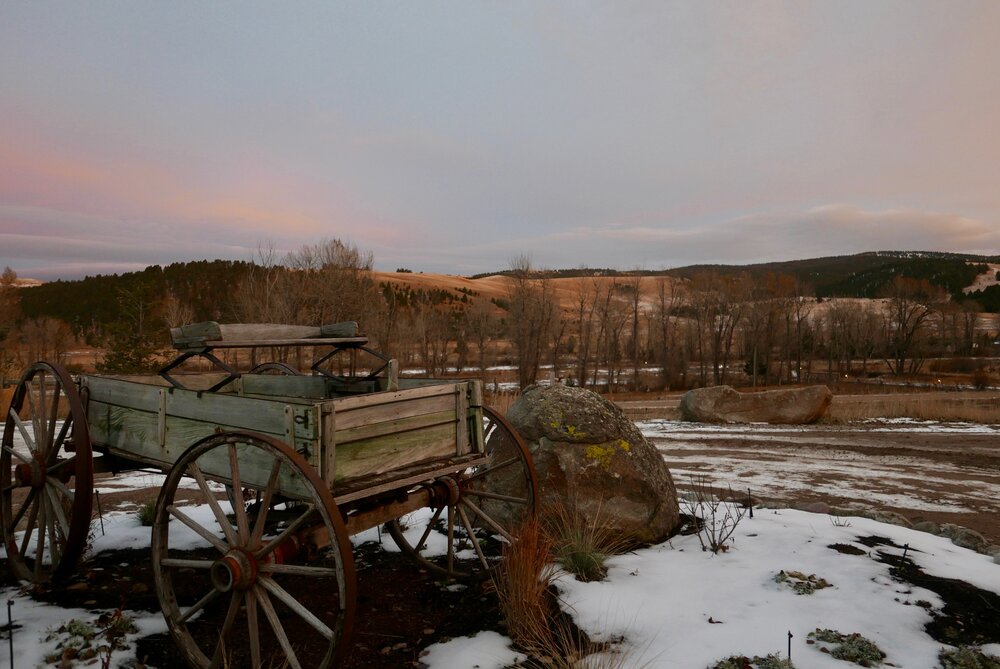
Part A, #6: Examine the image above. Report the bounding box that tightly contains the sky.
[2,2,1000,280]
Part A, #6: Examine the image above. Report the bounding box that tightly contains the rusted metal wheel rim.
[152,431,356,669]
[1,361,93,584]
[386,406,539,580]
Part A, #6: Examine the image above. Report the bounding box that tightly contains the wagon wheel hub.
[13,459,46,488]
[210,548,258,592]
[429,475,461,507]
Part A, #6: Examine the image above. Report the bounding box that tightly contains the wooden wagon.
[1,322,538,668]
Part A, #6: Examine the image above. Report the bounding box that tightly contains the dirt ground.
[638,417,1000,546]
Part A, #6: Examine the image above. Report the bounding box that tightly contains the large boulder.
[506,384,680,544]
[680,385,832,424]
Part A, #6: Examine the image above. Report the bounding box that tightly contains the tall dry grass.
[491,513,641,668]
[827,395,1000,423]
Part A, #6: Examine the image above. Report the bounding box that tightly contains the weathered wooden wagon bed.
[1,323,538,668]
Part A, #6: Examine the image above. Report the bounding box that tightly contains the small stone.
[861,509,913,528]
[794,501,830,514]
[66,582,89,591]
[422,628,435,635]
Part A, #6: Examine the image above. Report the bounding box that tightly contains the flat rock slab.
[679,385,832,424]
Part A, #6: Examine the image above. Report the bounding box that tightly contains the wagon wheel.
[248,362,301,375]
[152,431,356,669]
[1,361,93,584]
[386,407,538,580]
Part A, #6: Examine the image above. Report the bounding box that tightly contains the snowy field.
[423,508,1000,669]
[4,502,998,668]
[2,418,999,668]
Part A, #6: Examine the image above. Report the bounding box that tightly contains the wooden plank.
[332,454,487,505]
[333,393,456,431]
[334,410,456,445]
[321,407,335,482]
[469,405,485,456]
[202,337,368,349]
[240,374,329,400]
[334,423,456,482]
[455,390,469,455]
[83,377,162,412]
[468,379,483,408]
[318,321,359,338]
[332,382,459,412]
[163,392,290,434]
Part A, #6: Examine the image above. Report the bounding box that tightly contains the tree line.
[1,240,996,389]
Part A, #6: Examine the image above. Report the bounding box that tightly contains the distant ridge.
[474,251,1000,300]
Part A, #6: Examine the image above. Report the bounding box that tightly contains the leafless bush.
[680,475,748,553]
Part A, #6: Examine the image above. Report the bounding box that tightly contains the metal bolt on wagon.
[2,321,538,668]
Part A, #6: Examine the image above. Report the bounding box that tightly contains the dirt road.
[639,418,1000,545]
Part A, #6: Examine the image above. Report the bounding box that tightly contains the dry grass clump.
[491,514,637,668]
[545,502,630,582]
[827,395,1000,424]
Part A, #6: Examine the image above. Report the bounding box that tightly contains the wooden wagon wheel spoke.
[464,455,520,481]
[457,504,490,570]
[258,563,339,577]
[45,476,75,503]
[167,505,228,553]
[209,594,242,669]
[6,489,34,529]
[460,497,514,543]
[177,588,222,624]
[413,505,444,551]
[34,494,48,579]
[255,586,304,669]
[385,406,538,580]
[19,495,40,556]
[2,361,93,584]
[250,458,283,546]
[8,409,36,452]
[227,444,250,538]
[45,485,71,537]
[245,591,261,669]
[153,431,355,669]
[1,444,31,466]
[187,463,237,546]
[259,576,335,640]
[25,377,41,450]
[255,506,315,560]
[463,489,530,505]
[46,418,73,467]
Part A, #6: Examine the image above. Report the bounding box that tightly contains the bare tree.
[650,277,685,389]
[507,255,557,389]
[880,276,944,376]
[465,298,499,374]
[689,272,748,386]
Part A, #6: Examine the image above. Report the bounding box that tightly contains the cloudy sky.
[2,2,999,280]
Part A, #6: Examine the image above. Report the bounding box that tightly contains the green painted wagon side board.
[90,403,279,459]
[332,422,457,482]
[239,374,331,400]
[333,393,457,431]
[83,376,297,434]
[334,409,456,445]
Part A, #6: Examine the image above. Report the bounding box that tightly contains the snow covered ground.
[3,417,999,668]
[2,495,999,668]
[424,508,1000,669]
